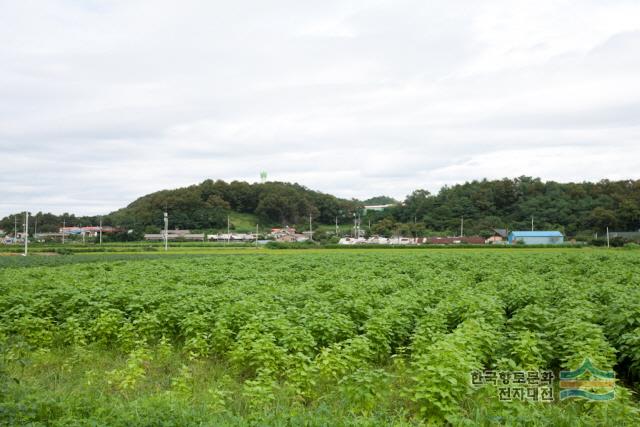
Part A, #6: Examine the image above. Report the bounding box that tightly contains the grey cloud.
[2,0,640,217]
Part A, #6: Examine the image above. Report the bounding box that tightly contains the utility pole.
[62,219,65,244]
[531,216,534,231]
[164,212,168,251]
[413,215,416,239]
[23,212,28,256]
[335,216,339,236]
[353,213,356,238]
[460,216,464,237]
[14,216,17,244]
[253,224,258,247]
[33,214,38,240]
[606,226,610,248]
[99,216,103,245]
[309,214,313,241]
[227,215,230,245]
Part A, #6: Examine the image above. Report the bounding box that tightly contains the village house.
[208,233,254,241]
[269,227,308,243]
[485,229,508,244]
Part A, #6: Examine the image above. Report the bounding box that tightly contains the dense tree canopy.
[367,177,640,237]
[362,195,398,205]
[2,177,639,237]
[101,180,358,231]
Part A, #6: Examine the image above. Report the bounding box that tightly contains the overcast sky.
[2,0,640,217]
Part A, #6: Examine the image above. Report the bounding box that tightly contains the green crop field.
[1,251,639,425]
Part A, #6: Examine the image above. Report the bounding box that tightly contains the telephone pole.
[23,212,28,256]
[309,214,313,241]
[227,215,230,245]
[606,226,610,248]
[413,215,416,239]
[164,212,168,251]
[531,216,534,231]
[353,212,361,238]
[99,216,103,245]
[255,224,259,249]
[62,219,65,244]
[460,216,464,237]
[353,213,356,238]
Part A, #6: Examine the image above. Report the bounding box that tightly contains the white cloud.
[1,0,639,216]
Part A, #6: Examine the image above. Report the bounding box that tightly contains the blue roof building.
[508,231,564,245]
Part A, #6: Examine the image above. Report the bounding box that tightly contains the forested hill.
[2,177,639,236]
[371,177,640,236]
[107,180,358,230]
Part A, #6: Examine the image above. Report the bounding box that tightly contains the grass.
[2,345,419,426]
[226,212,261,232]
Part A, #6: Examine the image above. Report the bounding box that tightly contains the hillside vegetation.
[369,177,640,237]
[2,177,639,237]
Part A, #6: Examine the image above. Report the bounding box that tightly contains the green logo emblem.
[559,359,615,401]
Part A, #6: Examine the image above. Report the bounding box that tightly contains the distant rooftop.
[493,228,508,238]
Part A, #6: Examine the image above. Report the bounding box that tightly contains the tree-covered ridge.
[362,196,399,205]
[382,177,640,236]
[2,177,639,236]
[108,180,359,231]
